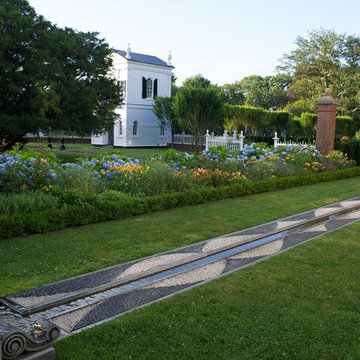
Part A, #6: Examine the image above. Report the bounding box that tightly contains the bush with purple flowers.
[0,146,58,192]
[0,144,356,200]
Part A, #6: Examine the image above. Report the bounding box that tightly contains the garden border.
[1,167,360,240]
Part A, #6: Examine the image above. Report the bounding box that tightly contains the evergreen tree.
[175,77,224,152]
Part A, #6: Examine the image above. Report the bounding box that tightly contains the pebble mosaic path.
[1,196,360,339]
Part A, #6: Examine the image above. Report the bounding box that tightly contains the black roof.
[114,49,173,68]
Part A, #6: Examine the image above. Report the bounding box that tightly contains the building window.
[154,79,158,98]
[120,80,126,98]
[119,120,123,136]
[142,77,155,99]
[146,78,152,98]
[160,122,165,136]
[133,121,138,136]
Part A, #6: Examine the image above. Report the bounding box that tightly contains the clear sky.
[28,0,360,86]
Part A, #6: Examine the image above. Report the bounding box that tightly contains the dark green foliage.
[238,74,292,109]
[299,112,317,133]
[153,96,180,146]
[1,168,360,240]
[182,74,211,89]
[279,29,360,121]
[225,105,358,139]
[0,0,121,151]
[221,82,246,105]
[224,104,293,134]
[336,116,358,137]
[337,140,360,164]
[298,113,357,138]
[0,191,62,215]
[175,83,224,152]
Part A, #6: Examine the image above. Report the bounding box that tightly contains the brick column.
[316,88,340,154]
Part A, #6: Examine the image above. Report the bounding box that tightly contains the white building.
[91,45,174,147]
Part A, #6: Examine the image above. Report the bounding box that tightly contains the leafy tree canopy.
[278,28,360,121]
[221,82,245,105]
[0,0,121,151]
[182,74,212,89]
[175,76,224,152]
[239,74,292,109]
[153,96,181,146]
[171,74,178,96]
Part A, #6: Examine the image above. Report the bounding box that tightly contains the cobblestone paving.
[2,196,360,318]
[49,206,360,335]
[1,198,360,339]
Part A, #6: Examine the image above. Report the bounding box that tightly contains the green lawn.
[24,142,167,162]
[1,177,359,296]
[55,221,360,360]
[1,177,360,359]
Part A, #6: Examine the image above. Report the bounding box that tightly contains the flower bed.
[0,144,356,196]
[0,143,358,239]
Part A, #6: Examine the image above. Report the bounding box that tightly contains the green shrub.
[224,104,292,134]
[336,116,358,137]
[1,168,360,240]
[337,140,360,164]
[108,161,192,196]
[0,191,62,216]
[246,159,279,180]
[56,166,105,193]
[299,112,317,134]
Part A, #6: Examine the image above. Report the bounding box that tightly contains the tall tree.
[171,74,178,96]
[174,83,224,153]
[279,29,360,120]
[0,0,121,151]
[153,96,179,147]
[278,29,343,91]
[221,82,245,105]
[182,74,211,89]
[239,74,291,109]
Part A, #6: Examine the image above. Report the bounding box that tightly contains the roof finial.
[126,43,131,59]
[167,50,172,66]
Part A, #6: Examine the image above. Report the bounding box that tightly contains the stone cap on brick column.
[316,88,340,106]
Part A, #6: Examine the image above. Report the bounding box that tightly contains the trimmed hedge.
[336,140,360,165]
[1,167,360,240]
[224,104,293,133]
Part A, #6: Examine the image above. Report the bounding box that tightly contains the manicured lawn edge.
[1,167,360,240]
[53,221,360,360]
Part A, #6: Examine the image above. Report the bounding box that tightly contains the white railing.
[173,131,309,150]
[173,132,205,146]
[273,132,308,147]
[205,130,245,151]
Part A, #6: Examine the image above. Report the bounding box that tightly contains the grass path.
[24,142,166,163]
[1,177,360,296]
[1,177,360,358]
[55,221,360,359]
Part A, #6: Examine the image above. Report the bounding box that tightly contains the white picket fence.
[173,131,308,150]
[173,133,203,146]
[272,132,307,148]
[205,130,245,151]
